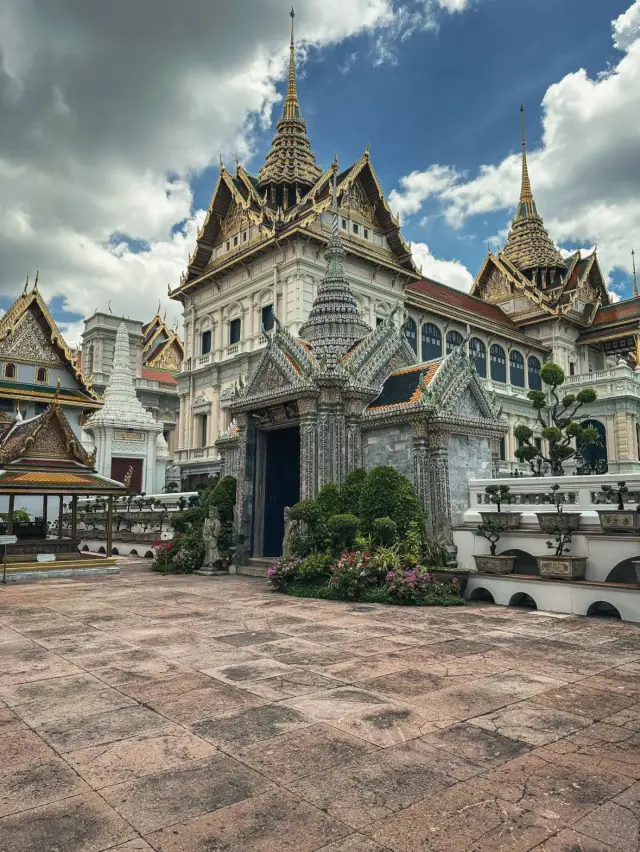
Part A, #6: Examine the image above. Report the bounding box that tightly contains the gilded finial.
[108,300,112,314]
[282,6,301,121]
[33,268,40,292]
[235,152,239,172]
[163,308,167,321]
[23,274,29,295]
[516,104,537,219]
[219,153,225,171]
[156,299,161,316]
[365,142,370,157]
[633,249,638,299]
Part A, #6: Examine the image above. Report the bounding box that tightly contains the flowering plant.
[268,555,303,590]
[328,550,373,598]
[384,566,435,603]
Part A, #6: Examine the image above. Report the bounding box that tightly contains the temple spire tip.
[633,248,638,299]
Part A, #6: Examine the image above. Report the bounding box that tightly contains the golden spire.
[516,104,537,219]
[633,249,638,299]
[282,8,301,121]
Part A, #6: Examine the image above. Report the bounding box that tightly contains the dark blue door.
[263,427,300,557]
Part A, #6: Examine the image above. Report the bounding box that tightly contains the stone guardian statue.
[202,506,221,568]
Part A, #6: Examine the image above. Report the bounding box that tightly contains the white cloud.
[0,0,473,332]
[391,0,640,289]
[410,241,474,292]
[389,165,460,221]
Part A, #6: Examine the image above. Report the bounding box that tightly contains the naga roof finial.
[633,249,638,299]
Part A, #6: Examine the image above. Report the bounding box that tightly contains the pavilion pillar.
[42,496,48,537]
[7,496,15,535]
[106,496,114,557]
[58,496,64,539]
[71,496,78,540]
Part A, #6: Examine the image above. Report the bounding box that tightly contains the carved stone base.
[195,564,227,577]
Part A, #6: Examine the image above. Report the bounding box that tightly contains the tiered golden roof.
[502,106,566,275]
[256,9,322,191]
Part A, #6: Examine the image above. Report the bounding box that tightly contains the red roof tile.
[590,299,640,327]
[406,279,518,329]
[141,368,177,384]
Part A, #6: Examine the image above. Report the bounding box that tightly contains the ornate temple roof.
[367,360,442,412]
[298,161,372,365]
[0,280,101,406]
[256,9,322,191]
[502,106,566,276]
[85,323,161,431]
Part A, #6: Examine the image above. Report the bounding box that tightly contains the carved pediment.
[244,352,298,399]
[482,267,512,302]
[149,341,182,371]
[22,421,68,459]
[221,200,249,239]
[0,310,63,365]
[341,178,378,229]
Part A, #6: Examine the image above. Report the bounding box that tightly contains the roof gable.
[0,400,93,466]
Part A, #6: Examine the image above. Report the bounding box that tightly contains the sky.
[1,0,639,345]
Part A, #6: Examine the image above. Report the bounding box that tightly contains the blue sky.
[1,0,639,339]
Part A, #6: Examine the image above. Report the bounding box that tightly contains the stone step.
[237,564,270,578]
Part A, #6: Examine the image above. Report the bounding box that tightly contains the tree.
[514,363,598,476]
[359,466,421,536]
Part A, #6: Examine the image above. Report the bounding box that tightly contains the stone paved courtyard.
[1,561,639,852]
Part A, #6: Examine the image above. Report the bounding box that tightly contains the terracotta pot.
[478,512,522,530]
[596,509,639,534]
[536,555,587,580]
[536,512,581,534]
[473,555,516,575]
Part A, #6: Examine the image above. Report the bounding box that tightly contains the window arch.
[421,323,442,361]
[403,317,417,354]
[528,356,542,390]
[446,330,464,355]
[35,367,48,384]
[509,350,525,387]
[490,344,507,383]
[3,363,17,380]
[469,338,486,377]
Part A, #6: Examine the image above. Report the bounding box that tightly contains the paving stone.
[573,788,640,851]
[146,788,350,852]
[65,724,218,788]
[101,754,273,834]
[216,630,289,647]
[469,700,591,746]
[0,756,90,817]
[530,683,638,721]
[0,792,135,852]
[144,681,265,723]
[530,829,615,851]
[0,727,56,770]
[37,706,168,752]
[282,686,389,722]
[233,723,377,783]
[192,703,313,750]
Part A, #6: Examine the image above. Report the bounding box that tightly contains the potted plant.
[596,482,638,533]
[479,484,522,529]
[422,533,471,594]
[536,484,581,533]
[473,517,516,574]
[537,516,587,580]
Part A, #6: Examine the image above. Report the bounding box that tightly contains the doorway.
[111,458,143,493]
[262,426,300,557]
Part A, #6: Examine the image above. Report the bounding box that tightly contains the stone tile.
[315,837,386,852]
[0,708,25,734]
[549,725,640,779]
[322,653,415,683]
[0,727,56,770]
[78,649,190,685]
[239,669,346,700]
[0,649,82,686]
[573,789,640,852]
[216,630,288,647]
[469,700,591,746]
[476,751,631,822]
[202,657,296,685]
[109,841,155,851]
[370,777,558,852]
[13,686,136,727]
[580,668,640,699]
[116,671,217,702]
[334,637,421,657]
[65,724,218,788]
[101,754,273,834]
[328,701,438,747]
[145,681,265,724]
[531,683,638,721]
[233,723,376,783]
[37,706,168,752]
[360,668,471,701]
[530,829,615,851]
[285,746,455,829]
[192,703,312,751]
[146,788,350,852]
[603,702,640,732]
[0,673,105,707]
[420,722,531,771]
[0,756,90,817]
[0,792,135,852]
[283,687,388,722]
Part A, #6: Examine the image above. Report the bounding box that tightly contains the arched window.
[509,350,525,387]
[421,323,442,362]
[403,317,417,354]
[4,363,17,380]
[576,419,608,475]
[469,338,486,377]
[528,356,542,390]
[446,330,464,355]
[490,344,507,383]
[229,318,241,345]
[35,367,48,384]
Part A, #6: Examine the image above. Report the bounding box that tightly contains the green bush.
[316,484,342,521]
[207,475,237,558]
[289,500,323,552]
[171,506,201,534]
[340,469,367,514]
[327,514,359,552]
[298,552,334,581]
[359,466,421,536]
[372,516,397,546]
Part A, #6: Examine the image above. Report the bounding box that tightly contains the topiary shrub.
[340,469,367,515]
[290,500,323,552]
[171,506,201,535]
[327,513,359,553]
[316,484,342,521]
[372,516,398,546]
[206,475,237,558]
[359,466,422,537]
